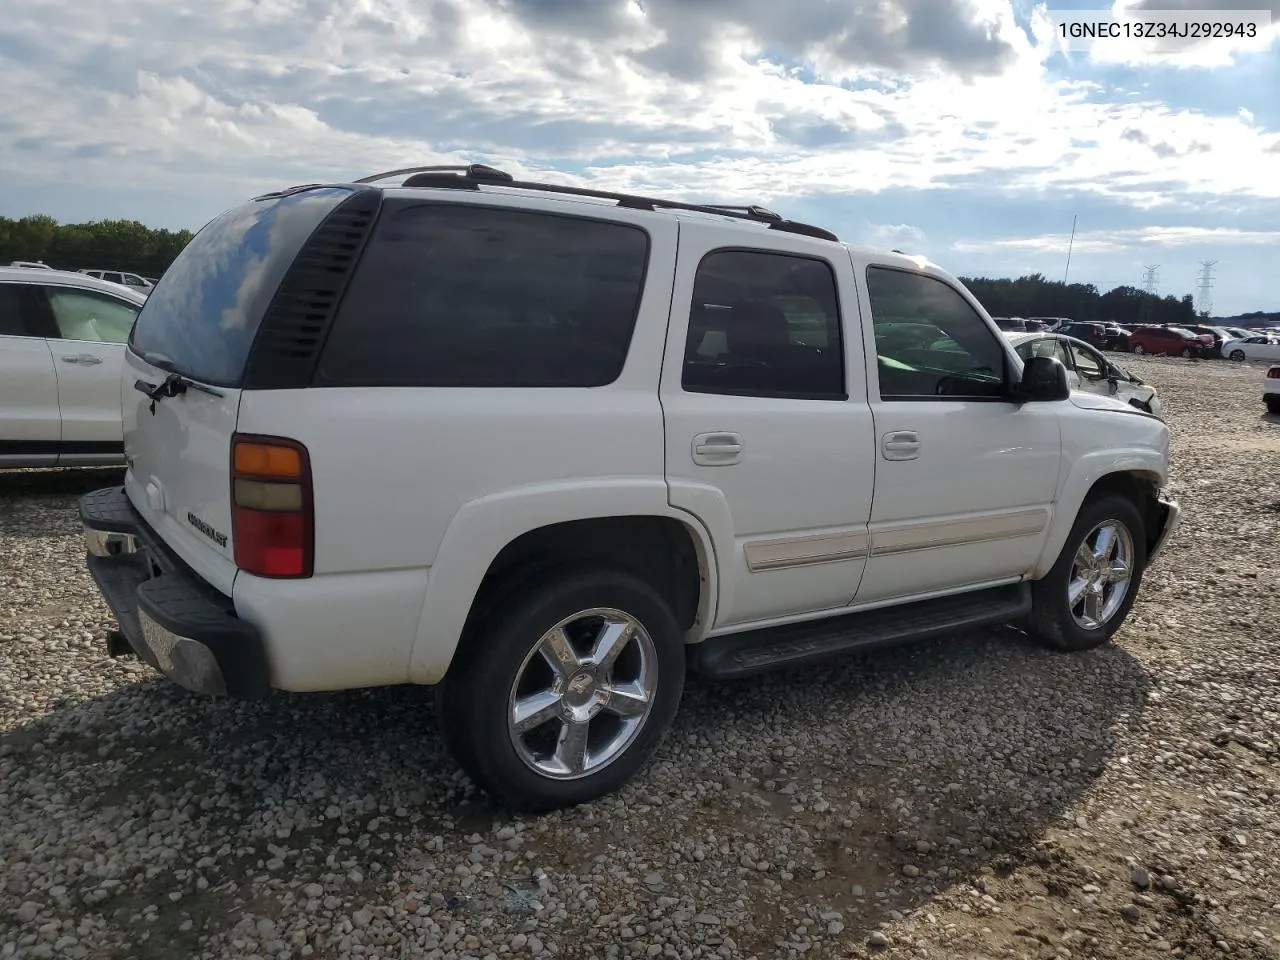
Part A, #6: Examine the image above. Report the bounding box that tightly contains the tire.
[1180,347,1191,358]
[1266,396,1280,415]
[1132,344,1145,355]
[1026,493,1147,652]
[1230,349,1246,362]
[436,567,686,812]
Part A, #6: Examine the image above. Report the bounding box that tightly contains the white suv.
[79,165,1181,811]
[1,266,147,467]
[77,269,155,295]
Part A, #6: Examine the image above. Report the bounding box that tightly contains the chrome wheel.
[507,608,658,780]
[1068,521,1134,630]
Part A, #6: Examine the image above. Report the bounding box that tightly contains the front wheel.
[1026,493,1147,652]
[1230,349,1246,362]
[1132,344,1146,355]
[1180,347,1191,358]
[436,567,685,811]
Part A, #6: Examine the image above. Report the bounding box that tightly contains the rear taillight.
[230,434,313,578]
[1268,368,1280,379]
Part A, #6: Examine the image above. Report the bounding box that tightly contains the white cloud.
[0,0,1275,218]
[953,226,1280,254]
[867,223,928,246]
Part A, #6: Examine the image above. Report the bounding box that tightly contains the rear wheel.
[1132,343,1146,355]
[436,567,685,811]
[1026,493,1146,652]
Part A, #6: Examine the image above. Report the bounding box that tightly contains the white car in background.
[77,269,155,296]
[1222,334,1280,363]
[1265,365,1280,416]
[1006,331,1163,417]
[0,266,147,467]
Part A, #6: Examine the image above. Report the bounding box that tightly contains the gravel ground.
[2,355,1278,960]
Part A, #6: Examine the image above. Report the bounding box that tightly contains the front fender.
[406,479,720,684]
[1031,447,1167,579]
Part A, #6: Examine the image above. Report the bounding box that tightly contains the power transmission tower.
[1195,260,1218,317]
[1141,264,1160,295]
[1139,265,1160,323]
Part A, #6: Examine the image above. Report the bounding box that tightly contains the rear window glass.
[314,203,650,388]
[130,186,352,385]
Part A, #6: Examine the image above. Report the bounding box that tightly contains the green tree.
[0,215,194,278]
[959,274,1196,326]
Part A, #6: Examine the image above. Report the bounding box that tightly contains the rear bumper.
[80,486,270,698]
[1146,496,1181,567]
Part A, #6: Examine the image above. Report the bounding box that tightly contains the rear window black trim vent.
[242,188,382,390]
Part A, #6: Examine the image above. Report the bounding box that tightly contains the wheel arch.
[407,481,719,684]
[1032,461,1165,580]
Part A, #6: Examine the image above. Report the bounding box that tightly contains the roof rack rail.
[354,164,514,185]
[351,163,840,242]
[701,204,783,222]
[251,183,324,202]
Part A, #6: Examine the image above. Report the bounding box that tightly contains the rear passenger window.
[866,267,1008,400]
[681,250,845,400]
[315,205,649,388]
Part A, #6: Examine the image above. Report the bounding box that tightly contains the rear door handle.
[692,432,744,465]
[881,430,920,461]
[61,354,103,365]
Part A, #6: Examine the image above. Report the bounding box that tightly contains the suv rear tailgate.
[119,185,362,595]
[121,349,243,595]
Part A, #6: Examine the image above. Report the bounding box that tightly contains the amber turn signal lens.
[234,442,302,478]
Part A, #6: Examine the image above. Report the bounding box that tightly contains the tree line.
[0,214,194,280]
[2,213,1272,326]
[958,274,1202,326]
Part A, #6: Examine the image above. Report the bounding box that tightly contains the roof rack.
[350,164,839,242]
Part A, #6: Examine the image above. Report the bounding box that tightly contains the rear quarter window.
[313,203,650,388]
[129,186,353,385]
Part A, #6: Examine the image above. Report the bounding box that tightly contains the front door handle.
[692,432,744,465]
[61,354,103,365]
[881,430,920,461]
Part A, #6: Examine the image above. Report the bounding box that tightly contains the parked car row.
[990,315,1277,361]
[7,260,156,296]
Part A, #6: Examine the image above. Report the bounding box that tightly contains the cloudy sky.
[1,0,1276,315]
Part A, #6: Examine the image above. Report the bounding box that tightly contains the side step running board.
[691,583,1031,681]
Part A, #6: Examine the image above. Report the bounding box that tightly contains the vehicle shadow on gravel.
[0,467,124,534]
[0,623,1150,957]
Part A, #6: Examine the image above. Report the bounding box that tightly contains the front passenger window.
[45,289,139,343]
[866,266,1008,400]
[1069,343,1104,379]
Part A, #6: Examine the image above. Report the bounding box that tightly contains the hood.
[1068,391,1153,416]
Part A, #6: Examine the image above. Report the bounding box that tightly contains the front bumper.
[1146,496,1182,567]
[80,486,270,698]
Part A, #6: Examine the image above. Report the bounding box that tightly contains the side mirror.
[1015,355,1070,403]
